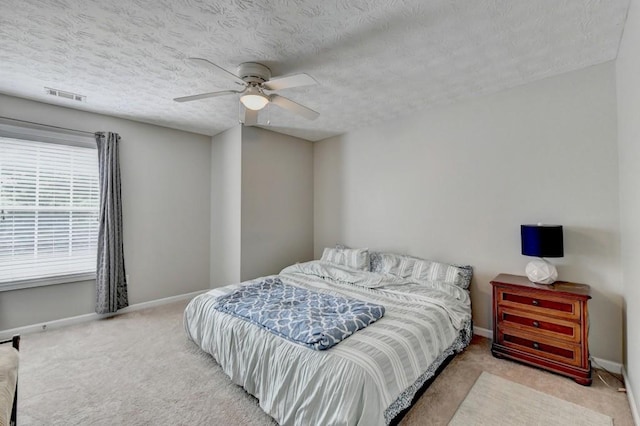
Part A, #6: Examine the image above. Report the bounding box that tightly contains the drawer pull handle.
[533,342,540,350]
[532,321,540,328]
[532,300,539,306]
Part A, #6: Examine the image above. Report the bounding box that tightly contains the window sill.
[0,272,96,292]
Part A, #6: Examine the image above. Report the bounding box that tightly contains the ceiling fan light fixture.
[240,87,269,110]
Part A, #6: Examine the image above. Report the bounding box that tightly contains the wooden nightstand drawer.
[498,307,581,343]
[496,288,581,320]
[498,328,583,367]
[491,274,591,385]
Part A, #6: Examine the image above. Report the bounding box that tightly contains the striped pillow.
[380,253,472,289]
[321,247,370,271]
[336,244,383,272]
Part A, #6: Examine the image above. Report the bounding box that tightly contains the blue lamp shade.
[521,224,564,258]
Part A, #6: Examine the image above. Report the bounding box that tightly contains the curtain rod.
[0,115,96,136]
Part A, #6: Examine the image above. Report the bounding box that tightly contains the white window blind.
[0,134,99,288]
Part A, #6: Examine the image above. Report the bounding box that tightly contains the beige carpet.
[18,301,276,425]
[14,300,635,425]
[448,372,613,426]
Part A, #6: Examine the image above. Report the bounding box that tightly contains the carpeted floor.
[400,337,633,426]
[449,372,613,425]
[15,300,634,425]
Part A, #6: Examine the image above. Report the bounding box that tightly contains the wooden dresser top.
[491,273,591,298]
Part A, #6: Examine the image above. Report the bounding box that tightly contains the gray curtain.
[95,132,128,314]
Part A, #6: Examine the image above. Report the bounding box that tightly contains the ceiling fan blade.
[263,73,317,91]
[187,57,246,86]
[242,106,258,126]
[269,94,319,120]
[174,90,241,103]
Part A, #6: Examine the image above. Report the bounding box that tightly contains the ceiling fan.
[174,58,320,126]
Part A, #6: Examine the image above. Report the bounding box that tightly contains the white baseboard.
[623,367,640,426]
[471,324,624,375]
[0,289,208,340]
[591,357,623,375]
[473,325,493,338]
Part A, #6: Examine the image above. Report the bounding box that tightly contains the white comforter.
[184,261,471,425]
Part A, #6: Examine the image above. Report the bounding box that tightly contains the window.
[0,123,98,290]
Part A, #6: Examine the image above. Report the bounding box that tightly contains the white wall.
[240,126,314,280]
[210,125,314,286]
[314,62,622,363]
[616,0,640,416]
[0,94,211,330]
[210,126,242,287]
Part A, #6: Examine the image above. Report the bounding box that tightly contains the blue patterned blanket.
[212,277,385,350]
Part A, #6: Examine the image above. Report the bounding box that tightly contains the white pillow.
[380,253,472,289]
[321,247,370,271]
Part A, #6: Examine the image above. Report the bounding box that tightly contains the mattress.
[184,261,472,425]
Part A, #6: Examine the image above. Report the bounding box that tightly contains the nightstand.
[490,273,592,385]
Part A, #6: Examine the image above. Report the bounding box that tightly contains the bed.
[184,248,473,425]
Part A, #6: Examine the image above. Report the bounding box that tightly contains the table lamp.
[521,224,563,284]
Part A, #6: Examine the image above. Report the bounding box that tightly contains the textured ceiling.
[0,0,630,141]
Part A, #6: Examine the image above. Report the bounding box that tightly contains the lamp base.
[525,258,558,284]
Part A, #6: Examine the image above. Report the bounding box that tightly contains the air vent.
[45,87,86,102]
